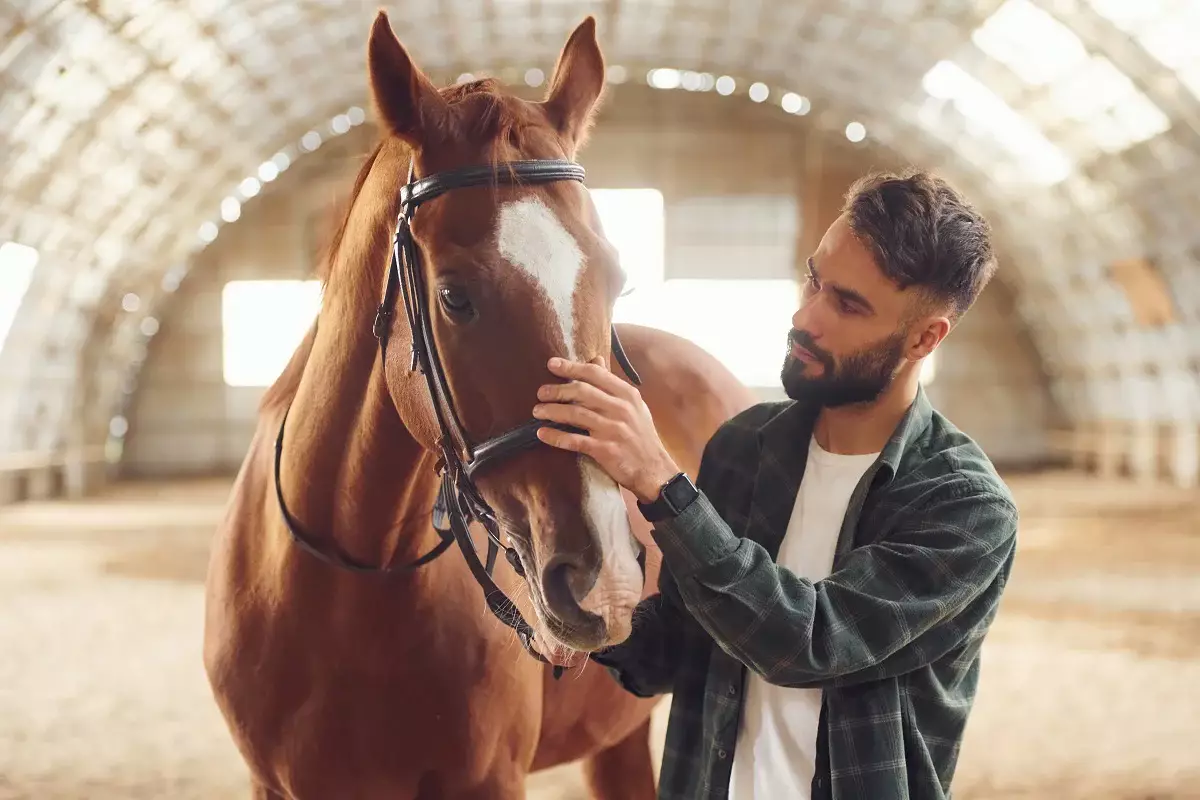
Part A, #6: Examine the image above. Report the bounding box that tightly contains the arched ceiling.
[1,0,1199,455]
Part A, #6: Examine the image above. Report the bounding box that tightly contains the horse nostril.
[539,552,607,645]
[542,555,595,609]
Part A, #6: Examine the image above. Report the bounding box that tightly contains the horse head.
[358,12,645,654]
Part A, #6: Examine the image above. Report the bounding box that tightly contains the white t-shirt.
[727,435,880,800]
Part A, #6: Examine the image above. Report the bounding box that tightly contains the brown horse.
[203,11,756,799]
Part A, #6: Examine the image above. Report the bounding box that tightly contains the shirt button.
[727,685,737,696]
[717,749,727,760]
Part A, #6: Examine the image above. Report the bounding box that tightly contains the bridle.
[273,156,644,677]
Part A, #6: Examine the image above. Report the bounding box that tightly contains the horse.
[203,11,757,799]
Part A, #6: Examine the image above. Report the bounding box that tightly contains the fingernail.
[548,357,562,367]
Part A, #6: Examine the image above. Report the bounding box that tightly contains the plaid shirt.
[591,386,1018,799]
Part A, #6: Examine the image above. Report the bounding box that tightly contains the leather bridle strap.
[399,159,587,208]
[273,404,454,574]
[439,467,566,678]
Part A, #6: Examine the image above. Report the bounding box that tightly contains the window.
[594,189,800,389]
[618,279,801,388]
[0,241,39,357]
[665,195,799,280]
[588,188,665,292]
[221,280,322,387]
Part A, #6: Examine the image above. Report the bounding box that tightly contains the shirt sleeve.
[648,478,1019,688]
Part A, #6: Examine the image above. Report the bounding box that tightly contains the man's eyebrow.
[806,257,875,314]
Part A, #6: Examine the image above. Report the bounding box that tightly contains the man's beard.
[781,328,907,408]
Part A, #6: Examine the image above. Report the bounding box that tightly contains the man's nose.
[792,304,819,338]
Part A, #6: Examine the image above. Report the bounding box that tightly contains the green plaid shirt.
[591,386,1018,799]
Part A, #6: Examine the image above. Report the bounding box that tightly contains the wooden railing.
[1045,422,1199,488]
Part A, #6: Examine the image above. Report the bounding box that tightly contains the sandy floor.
[1,471,1198,799]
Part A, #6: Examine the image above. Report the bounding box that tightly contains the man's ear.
[541,16,606,156]
[366,11,453,146]
[908,316,951,362]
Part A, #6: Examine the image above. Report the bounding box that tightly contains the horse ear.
[367,11,451,146]
[541,16,605,154]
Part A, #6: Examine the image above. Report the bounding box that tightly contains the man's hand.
[533,356,680,504]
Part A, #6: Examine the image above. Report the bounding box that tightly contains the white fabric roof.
[1,0,1199,453]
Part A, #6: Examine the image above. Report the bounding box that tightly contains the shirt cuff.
[649,490,740,580]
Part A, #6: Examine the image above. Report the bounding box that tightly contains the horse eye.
[438,286,473,316]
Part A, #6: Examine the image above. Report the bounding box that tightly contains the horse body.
[203,12,757,799]
[205,323,752,798]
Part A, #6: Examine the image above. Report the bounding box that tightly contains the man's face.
[782,214,921,408]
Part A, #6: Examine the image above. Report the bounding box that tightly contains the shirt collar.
[757,384,934,485]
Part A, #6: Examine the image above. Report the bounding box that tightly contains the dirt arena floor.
[1,470,1198,799]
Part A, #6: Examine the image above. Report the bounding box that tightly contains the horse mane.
[316,140,386,288]
[259,78,551,415]
[258,140,385,414]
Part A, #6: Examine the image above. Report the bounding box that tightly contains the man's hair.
[841,168,997,320]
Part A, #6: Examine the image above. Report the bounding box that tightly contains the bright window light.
[970,0,1171,155]
[920,60,1072,183]
[589,188,665,294]
[0,241,39,357]
[616,280,800,388]
[972,0,1088,86]
[1047,55,1171,152]
[591,189,797,389]
[1084,0,1200,100]
[221,280,322,387]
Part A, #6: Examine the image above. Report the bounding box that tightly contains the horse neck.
[273,212,441,571]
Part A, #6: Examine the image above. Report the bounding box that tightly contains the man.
[531,168,1019,800]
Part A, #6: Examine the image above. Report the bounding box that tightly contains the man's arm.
[650,478,1018,688]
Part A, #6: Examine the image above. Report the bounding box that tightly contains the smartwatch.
[637,472,699,522]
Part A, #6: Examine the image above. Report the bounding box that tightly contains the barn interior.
[1,1,1199,798]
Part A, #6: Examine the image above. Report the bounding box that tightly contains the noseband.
[273,157,644,677]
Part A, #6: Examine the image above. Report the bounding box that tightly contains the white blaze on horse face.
[579,459,644,619]
[495,197,644,626]
[495,197,582,360]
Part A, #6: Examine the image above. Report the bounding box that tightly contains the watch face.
[664,474,695,512]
